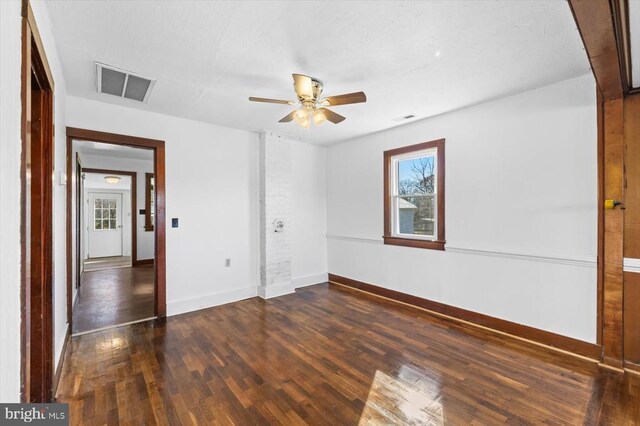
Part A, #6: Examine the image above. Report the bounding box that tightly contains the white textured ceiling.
[84,173,131,190]
[76,141,154,161]
[46,0,590,145]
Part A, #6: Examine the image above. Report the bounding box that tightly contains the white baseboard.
[258,281,294,299]
[167,285,258,316]
[167,274,329,313]
[292,272,328,289]
[54,324,69,371]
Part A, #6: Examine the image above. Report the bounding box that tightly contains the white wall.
[67,97,329,315]
[67,96,263,316]
[327,74,598,343]
[0,0,24,403]
[291,142,328,287]
[80,154,154,260]
[0,0,69,400]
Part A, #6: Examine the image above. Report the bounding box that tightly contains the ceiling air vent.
[95,62,156,103]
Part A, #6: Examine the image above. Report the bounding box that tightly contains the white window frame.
[93,198,118,231]
[390,147,438,241]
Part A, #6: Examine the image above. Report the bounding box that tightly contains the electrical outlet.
[225,258,231,267]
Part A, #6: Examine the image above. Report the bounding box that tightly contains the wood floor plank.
[57,283,640,425]
[73,265,155,334]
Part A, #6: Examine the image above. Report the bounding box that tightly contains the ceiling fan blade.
[279,110,298,123]
[322,91,367,107]
[292,74,313,99]
[319,108,346,124]
[249,97,295,105]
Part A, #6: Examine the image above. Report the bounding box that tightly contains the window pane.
[110,208,117,219]
[397,156,435,195]
[95,220,102,230]
[110,219,117,229]
[108,199,116,208]
[95,209,102,219]
[397,196,435,237]
[103,219,110,229]
[95,199,102,208]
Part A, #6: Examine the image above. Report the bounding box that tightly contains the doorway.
[81,168,138,271]
[21,1,55,403]
[87,192,124,258]
[66,128,166,335]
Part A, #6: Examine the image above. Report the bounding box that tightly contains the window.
[145,173,155,231]
[94,198,118,230]
[384,139,445,250]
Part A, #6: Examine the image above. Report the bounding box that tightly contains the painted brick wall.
[259,132,292,297]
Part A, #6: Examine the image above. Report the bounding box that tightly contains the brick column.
[259,132,293,298]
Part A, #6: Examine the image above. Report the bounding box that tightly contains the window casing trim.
[389,147,438,241]
[383,139,445,250]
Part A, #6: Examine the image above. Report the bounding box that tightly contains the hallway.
[72,265,155,334]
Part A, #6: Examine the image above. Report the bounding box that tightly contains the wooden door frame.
[82,168,138,265]
[75,154,82,293]
[21,0,55,402]
[66,127,166,331]
[568,0,632,371]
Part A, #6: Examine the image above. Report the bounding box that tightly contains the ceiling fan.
[249,74,367,128]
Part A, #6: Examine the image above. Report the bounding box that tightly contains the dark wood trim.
[602,98,625,369]
[628,87,640,96]
[623,96,640,365]
[21,0,55,403]
[154,146,166,317]
[136,259,154,266]
[611,0,633,92]
[570,0,630,369]
[83,168,137,265]
[144,172,154,232]
[328,273,602,361]
[568,0,624,100]
[66,127,166,322]
[52,327,70,399]
[66,127,164,148]
[625,360,640,375]
[21,1,53,91]
[383,139,445,250]
[597,89,604,346]
[381,236,445,251]
[66,137,72,325]
[75,154,82,294]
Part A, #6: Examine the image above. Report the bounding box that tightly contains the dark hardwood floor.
[72,265,155,334]
[57,283,640,424]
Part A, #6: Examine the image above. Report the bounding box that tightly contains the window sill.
[383,236,445,251]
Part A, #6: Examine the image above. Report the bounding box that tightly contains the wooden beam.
[601,98,625,368]
[623,94,640,365]
[568,0,624,99]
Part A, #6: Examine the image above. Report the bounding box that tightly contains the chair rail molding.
[326,234,596,268]
[623,258,640,273]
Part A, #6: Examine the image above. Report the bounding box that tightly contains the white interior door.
[88,192,123,258]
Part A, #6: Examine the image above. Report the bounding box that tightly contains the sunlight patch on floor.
[359,368,444,425]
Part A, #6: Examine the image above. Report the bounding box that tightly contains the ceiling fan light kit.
[249,73,366,128]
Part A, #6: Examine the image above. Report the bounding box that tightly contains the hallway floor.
[58,283,640,424]
[83,256,132,272]
[72,265,155,334]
